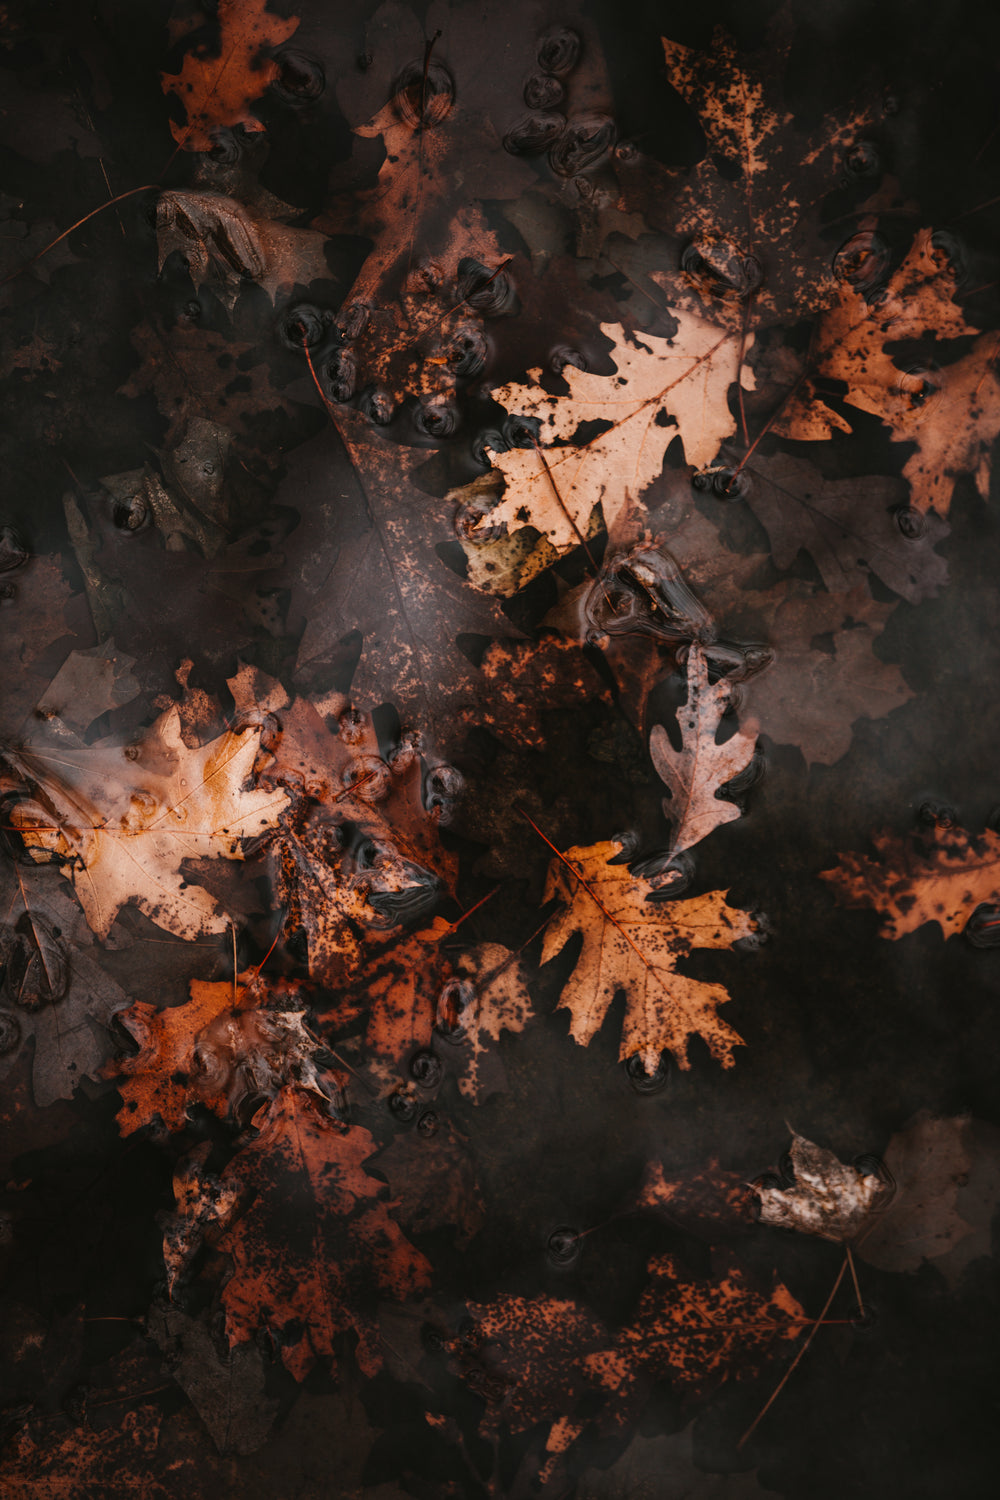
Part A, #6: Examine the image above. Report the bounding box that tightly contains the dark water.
[1,1,999,1496]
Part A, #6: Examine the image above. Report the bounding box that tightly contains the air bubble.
[624,1052,670,1094]
[832,230,890,292]
[392,58,454,129]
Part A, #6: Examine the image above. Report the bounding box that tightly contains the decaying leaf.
[585,1253,805,1408]
[463,635,611,753]
[635,1158,750,1240]
[7,706,289,940]
[471,317,752,562]
[577,1423,772,1500]
[160,1142,243,1296]
[650,644,758,855]
[110,971,336,1135]
[0,867,128,1105]
[858,1112,1000,1286]
[648,18,882,324]
[215,1086,431,1380]
[161,0,300,152]
[774,230,1000,515]
[371,1118,486,1250]
[821,824,1000,940]
[750,1132,894,1242]
[148,1300,280,1456]
[541,838,755,1070]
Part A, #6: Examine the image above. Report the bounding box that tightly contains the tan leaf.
[472,317,752,559]
[452,942,533,1102]
[752,1133,893,1242]
[9,706,289,940]
[650,644,757,855]
[541,838,754,1070]
[820,824,1000,940]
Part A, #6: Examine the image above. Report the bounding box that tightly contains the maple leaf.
[161,0,299,153]
[858,1111,1000,1287]
[541,838,755,1070]
[584,1253,805,1409]
[651,18,881,324]
[110,971,335,1136]
[214,1086,431,1380]
[750,1133,894,1242]
[7,705,289,940]
[469,318,752,561]
[702,448,948,603]
[820,824,1000,940]
[0,865,128,1106]
[649,644,758,855]
[774,230,1000,515]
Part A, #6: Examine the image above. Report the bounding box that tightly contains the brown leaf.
[465,636,611,753]
[541,838,755,1070]
[371,1119,485,1249]
[858,1112,1000,1285]
[215,1086,431,1380]
[635,1158,750,1240]
[650,644,757,855]
[820,824,1000,940]
[110,971,334,1136]
[585,1253,805,1409]
[160,1142,242,1296]
[576,1423,770,1500]
[751,1133,894,1242]
[650,19,881,324]
[161,0,299,153]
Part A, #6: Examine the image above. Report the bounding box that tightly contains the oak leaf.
[820,824,1000,940]
[774,230,1000,515]
[541,839,754,1070]
[649,644,758,855]
[8,706,289,940]
[111,971,334,1136]
[472,318,752,560]
[161,0,299,153]
[751,1133,894,1242]
[215,1086,432,1380]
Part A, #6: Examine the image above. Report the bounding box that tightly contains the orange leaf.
[161,0,299,153]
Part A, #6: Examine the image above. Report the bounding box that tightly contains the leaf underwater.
[821,825,1000,940]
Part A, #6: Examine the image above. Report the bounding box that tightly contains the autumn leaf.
[577,1423,771,1500]
[161,0,300,153]
[160,1141,243,1297]
[7,705,289,941]
[750,1133,894,1242]
[110,971,335,1136]
[635,1158,751,1241]
[214,1086,431,1380]
[156,189,331,310]
[349,918,532,1104]
[651,18,881,324]
[858,1112,1000,1286]
[469,318,752,564]
[773,230,1000,515]
[820,823,1000,941]
[585,1253,805,1408]
[650,644,758,855]
[701,448,948,604]
[462,635,611,753]
[541,838,754,1070]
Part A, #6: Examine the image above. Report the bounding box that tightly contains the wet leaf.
[162,0,300,153]
[821,824,1000,940]
[541,838,755,1070]
[649,644,758,855]
[751,1132,893,1242]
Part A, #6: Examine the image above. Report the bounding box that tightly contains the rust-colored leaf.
[215,1086,431,1380]
[821,824,1000,940]
[541,837,755,1070]
[161,0,299,153]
